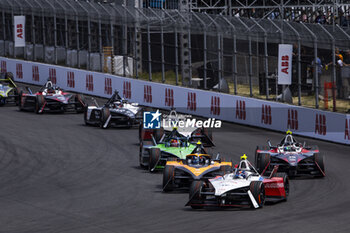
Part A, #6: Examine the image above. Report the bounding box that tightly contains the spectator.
[327,53,344,98]
[312,57,323,93]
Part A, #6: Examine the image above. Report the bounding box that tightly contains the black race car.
[84,90,143,128]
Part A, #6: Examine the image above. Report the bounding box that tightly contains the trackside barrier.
[1,57,349,145]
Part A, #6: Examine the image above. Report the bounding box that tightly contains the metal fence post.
[286,21,302,106]
[301,22,318,109]
[88,2,103,72]
[76,1,90,70]
[43,0,57,64]
[193,13,207,89]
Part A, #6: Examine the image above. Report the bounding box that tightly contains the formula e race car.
[139,109,214,145]
[84,90,143,128]
[0,72,19,106]
[186,155,289,209]
[139,127,214,172]
[19,80,86,114]
[255,131,325,177]
[162,141,232,192]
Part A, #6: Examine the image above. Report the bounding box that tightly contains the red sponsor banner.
[235,100,246,120]
[345,119,350,140]
[16,63,23,79]
[86,74,94,92]
[261,104,272,125]
[1,60,7,73]
[32,66,39,82]
[66,71,75,88]
[287,109,298,130]
[104,77,112,95]
[123,81,131,99]
[49,68,57,84]
[278,44,292,85]
[315,114,327,135]
[165,88,174,107]
[210,96,220,116]
[144,85,152,103]
[187,92,196,111]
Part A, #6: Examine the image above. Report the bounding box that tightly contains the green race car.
[0,72,19,106]
[139,127,213,172]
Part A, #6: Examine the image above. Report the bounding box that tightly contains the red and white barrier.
[1,56,349,145]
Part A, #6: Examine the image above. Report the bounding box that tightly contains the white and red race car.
[186,155,289,209]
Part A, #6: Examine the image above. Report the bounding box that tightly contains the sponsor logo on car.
[16,63,23,79]
[235,100,246,120]
[315,114,326,135]
[264,183,284,189]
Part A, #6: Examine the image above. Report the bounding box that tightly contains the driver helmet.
[235,170,246,179]
[192,156,199,165]
[170,139,180,147]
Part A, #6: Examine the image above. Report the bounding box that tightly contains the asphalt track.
[1,102,350,233]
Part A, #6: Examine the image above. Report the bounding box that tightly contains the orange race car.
[162,141,233,192]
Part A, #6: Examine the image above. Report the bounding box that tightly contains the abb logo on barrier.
[86,74,94,92]
[67,71,75,88]
[165,88,174,107]
[123,81,131,99]
[16,64,23,79]
[187,92,196,111]
[345,119,350,140]
[104,77,112,95]
[144,85,152,103]
[49,68,57,84]
[32,66,39,82]
[210,96,220,116]
[235,100,246,120]
[287,109,298,130]
[315,114,327,135]
[261,104,272,125]
[1,61,7,73]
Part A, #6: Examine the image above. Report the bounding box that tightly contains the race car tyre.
[163,165,175,192]
[100,107,111,129]
[255,146,269,166]
[75,94,85,113]
[83,104,89,125]
[138,124,143,143]
[272,172,289,201]
[203,127,213,141]
[18,90,23,110]
[189,180,204,209]
[139,141,153,168]
[35,95,45,114]
[250,181,265,208]
[0,96,5,106]
[256,153,270,174]
[6,72,14,82]
[153,127,164,143]
[148,148,161,172]
[314,153,325,177]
